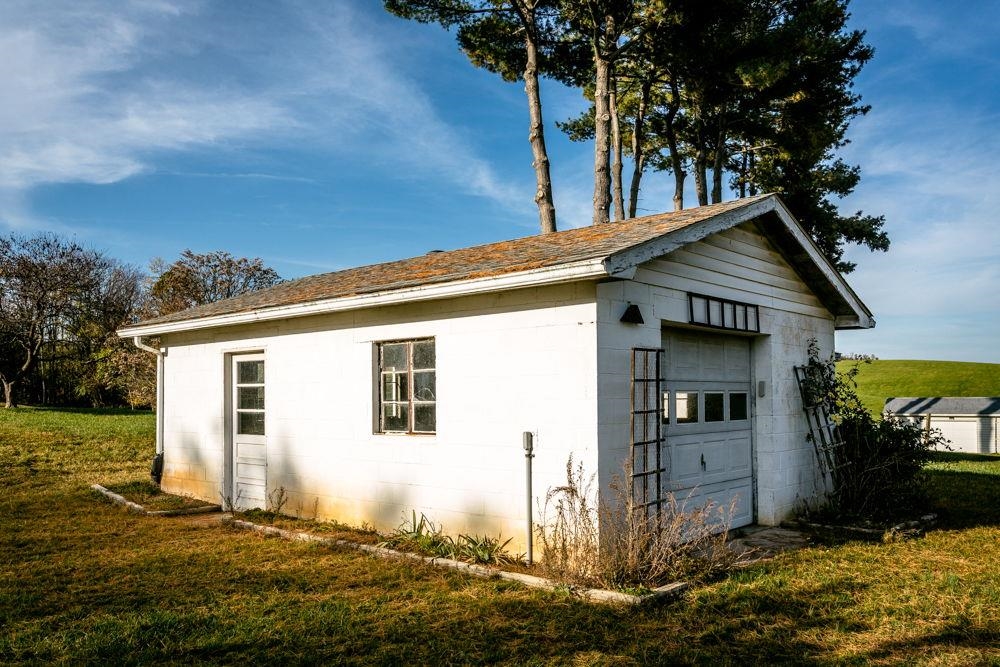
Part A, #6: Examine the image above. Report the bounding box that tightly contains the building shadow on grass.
[924,452,1000,529]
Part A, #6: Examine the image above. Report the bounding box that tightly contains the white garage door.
[662,329,754,528]
[931,417,980,454]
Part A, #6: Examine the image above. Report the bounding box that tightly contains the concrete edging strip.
[90,484,222,517]
[228,518,690,606]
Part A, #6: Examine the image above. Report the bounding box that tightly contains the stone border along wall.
[90,483,688,606]
[228,518,690,607]
[91,484,222,517]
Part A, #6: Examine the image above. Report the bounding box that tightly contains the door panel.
[231,354,266,510]
[663,330,753,528]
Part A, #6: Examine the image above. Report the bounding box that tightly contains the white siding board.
[641,258,823,309]
[634,267,832,320]
[701,232,788,266]
[679,240,804,283]
[659,248,810,295]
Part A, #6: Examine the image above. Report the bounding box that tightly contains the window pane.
[413,340,435,369]
[705,392,725,422]
[381,343,408,371]
[661,391,670,423]
[413,371,436,401]
[723,303,735,328]
[237,411,265,436]
[382,403,408,432]
[747,307,758,331]
[676,392,698,424]
[414,404,436,433]
[709,301,722,326]
[237,360,264,384]
[736,305,746,330]
[382,372,407,401]
[238,386,265,410]
[691,297,708,324]
[730,392,749,421]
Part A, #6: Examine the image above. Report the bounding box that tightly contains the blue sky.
[1,1,997,362]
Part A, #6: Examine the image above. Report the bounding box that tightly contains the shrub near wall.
[804,343,943,522]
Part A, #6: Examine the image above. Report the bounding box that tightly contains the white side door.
[231,353,266,510]
[663,330,754,528]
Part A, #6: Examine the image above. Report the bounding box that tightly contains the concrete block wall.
[158,282,598,552]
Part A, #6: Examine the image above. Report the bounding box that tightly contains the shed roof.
[884,397,1000,416]
[120,194,873,337]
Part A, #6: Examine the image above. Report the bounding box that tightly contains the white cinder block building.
[120,195,874,550]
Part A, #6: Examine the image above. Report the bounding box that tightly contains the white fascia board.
[118,258,609,337]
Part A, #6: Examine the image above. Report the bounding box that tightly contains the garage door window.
[729,392,749,421]
[705,393,725,422]
[663,390,750,424]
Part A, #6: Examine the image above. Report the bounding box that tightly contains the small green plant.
[378,511,520,566]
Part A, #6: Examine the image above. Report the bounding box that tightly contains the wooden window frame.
[688,293,760,333]
[376,338,436,435]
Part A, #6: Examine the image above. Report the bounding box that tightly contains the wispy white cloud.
[838,98,1000,361]
[0,0,528,232]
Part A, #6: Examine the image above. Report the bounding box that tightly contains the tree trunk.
[694,151,708,206]
[592,38,612,224]
[610,70,624,222]
[666,78,684,210]
[711,120,726,204]
[739,143,748,198]
[627,79,651,218]
[523,29,557,233]
[3,379,16,409]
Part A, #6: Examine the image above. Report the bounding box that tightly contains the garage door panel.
[669,480,753,529]
[700,340,725,379]
[662,329,754,528]
[670,336,700,376]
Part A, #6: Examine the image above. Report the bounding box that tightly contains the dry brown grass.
[537,456,738,590]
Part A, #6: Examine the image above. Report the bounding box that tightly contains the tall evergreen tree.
[384,0,564,233]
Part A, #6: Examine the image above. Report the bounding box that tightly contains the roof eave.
[118,257,609,338]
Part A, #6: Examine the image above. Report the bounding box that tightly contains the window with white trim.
[377,338,436,434]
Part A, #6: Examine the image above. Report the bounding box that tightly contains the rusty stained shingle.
[135,196,770,328]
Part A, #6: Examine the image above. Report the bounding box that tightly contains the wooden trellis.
[630,348,666,517]
[793,364,849,487]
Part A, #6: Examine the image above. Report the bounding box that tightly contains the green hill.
[835,359,1000,415]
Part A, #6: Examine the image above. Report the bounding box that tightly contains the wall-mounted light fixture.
[620,303,644,325]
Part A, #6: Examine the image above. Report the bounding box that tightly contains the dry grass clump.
[537,456,737,590]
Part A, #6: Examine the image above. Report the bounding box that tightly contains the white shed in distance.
[884,397,1000,455]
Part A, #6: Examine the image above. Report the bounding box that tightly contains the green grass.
[837,359,1000,415]
[3,407,1000,663]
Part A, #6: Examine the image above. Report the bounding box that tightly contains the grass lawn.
[3,407,1000,664]
[837,359,1000,416]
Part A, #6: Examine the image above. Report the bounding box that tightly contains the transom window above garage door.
[663,390,749,425]
[689,293,759,332]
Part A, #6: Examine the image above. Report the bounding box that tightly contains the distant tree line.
[0,235,282,409]
[385,0,888,271]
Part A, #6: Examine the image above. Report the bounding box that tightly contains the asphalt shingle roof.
[133,196,771,329]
